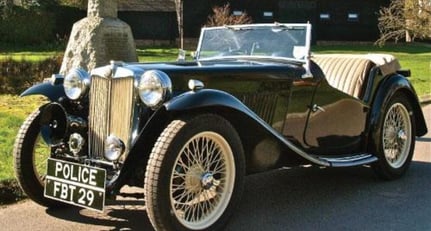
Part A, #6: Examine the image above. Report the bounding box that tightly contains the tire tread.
[145,119,186,231]
[13,109,62,207]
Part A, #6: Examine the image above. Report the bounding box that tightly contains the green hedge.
[0,5,55,45]
[0,56,62,95]
[0,5,85,46]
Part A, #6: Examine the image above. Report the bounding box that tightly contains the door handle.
[311,104,325,113]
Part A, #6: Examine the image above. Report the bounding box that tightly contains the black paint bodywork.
[23,58,428,191]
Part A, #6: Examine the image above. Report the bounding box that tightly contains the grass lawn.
[136,47,179,62]
[0,44,64,62]
[0,47,180,63]
[0,95,47,181]
[0,43,429,183]
[0,52,63,62]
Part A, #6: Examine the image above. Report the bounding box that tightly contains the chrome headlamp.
[104,135,125,162]
[137,70,172,108]
[63,68,90,100]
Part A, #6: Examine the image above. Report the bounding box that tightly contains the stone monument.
[60,0,138,74]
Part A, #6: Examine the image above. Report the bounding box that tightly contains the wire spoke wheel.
[145,114,245,231]
[170,132,235,229]
[382,103,412,168]
[33,135,51,185]
[372,94,416,180]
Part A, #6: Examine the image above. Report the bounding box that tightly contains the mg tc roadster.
[14,23,427,231]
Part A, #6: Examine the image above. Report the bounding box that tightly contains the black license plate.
[44,158,106,211]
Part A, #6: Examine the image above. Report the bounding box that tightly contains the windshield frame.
[195,23,312,64]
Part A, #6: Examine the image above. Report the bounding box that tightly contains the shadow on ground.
[43,161,431,231]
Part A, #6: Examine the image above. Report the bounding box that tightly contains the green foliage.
[376,0,431,45]
[0,56,62,94]
[58,0,87,9]
[0,4,56,45]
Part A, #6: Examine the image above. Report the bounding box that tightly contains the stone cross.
[88,0,118,18]
[60,0,138,74]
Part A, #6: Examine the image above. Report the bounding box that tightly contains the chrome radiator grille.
[89,76,135,158]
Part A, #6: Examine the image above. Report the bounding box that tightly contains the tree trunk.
[175,0,184,49]
[405,30,412,42]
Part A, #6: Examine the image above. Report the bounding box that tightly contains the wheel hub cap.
[397,129,407,141]
[185,165,203,193]
[386,126,397,141]
[201,172,215,190]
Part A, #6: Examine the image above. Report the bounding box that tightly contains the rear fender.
[20,82,65,102]
[368,74,427,150]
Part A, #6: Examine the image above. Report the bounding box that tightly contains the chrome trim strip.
[239,104,331,166]
[317,153,373,163]
[316,154,378,167]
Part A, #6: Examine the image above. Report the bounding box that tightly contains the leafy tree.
[58,0,87,9]
[205,3,252,27]
[0,0,57,45]
[376,0,431,45]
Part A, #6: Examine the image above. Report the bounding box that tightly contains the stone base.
[60,17,138,74]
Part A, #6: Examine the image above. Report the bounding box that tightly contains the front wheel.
[372,94,416,180]
[13,109,63,207]
[144,114,245,231]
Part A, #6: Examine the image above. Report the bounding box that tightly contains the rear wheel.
[144,114,245,231]
[372,94,416,180]
[13,109,63,207]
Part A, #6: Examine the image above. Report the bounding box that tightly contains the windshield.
[196,23,311,63]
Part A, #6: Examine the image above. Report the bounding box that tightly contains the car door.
[303,79,368,155]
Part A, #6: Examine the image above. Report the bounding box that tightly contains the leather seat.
[312,55,375,99]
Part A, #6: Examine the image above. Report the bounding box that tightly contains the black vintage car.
[14,23,427,231]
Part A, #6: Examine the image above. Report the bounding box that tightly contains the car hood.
[90,59,307,93]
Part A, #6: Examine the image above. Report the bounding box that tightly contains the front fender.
[164,89,330,166]
[20,82,65,102]
[124,90,260,169]
[368,74,427,141]
[165,89,250,113]
[117,90,247,189]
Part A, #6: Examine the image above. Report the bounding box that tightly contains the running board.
[312,153,378,167]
